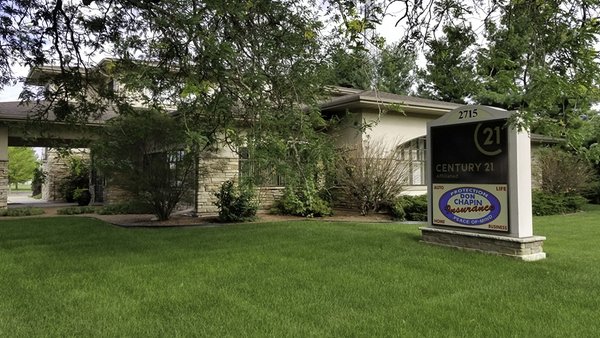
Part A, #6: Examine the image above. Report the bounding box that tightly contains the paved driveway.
[7,191,76,208]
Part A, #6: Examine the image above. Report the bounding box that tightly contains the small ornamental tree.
[8,147,38,190]
[93,110,199,221]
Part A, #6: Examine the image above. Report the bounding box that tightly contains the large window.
[238,148,285,187]
[398,137,426,186]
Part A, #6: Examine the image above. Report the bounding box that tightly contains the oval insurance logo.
[438,187,501,226]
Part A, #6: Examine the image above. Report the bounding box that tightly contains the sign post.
[420,105,546,261]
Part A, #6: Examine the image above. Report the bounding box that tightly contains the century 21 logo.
[474,122,503,156]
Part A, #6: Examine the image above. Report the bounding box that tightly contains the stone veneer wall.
[0,160,7,208]
[196,151,285,214]
[420,227,546,261]
[196,155,240,214]
[257,187,284,210]
[42,149,90,202]
[103,182,133,205]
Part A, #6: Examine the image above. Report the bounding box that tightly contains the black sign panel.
[431,119,508,184]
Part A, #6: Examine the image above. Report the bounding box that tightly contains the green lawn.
[1,209,599,337]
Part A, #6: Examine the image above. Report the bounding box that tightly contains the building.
[0,60,554,211]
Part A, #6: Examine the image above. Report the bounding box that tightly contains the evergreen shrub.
[532,191,587,216]
[391,195,428,221]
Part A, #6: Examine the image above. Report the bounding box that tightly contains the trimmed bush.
[391,195,428,221]
[274,184,331,217]
[97,202,154,215]
[56,206,97,215]
[214,180,258,222]
[0,208,45,217]
[532,191,587,216]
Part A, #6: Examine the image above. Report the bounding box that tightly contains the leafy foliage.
[93,110,197,221]
[532,191,587,216]
[274,183,331,217]
[476,1,600,136]
[375,42,416,95]
[97,202,154,215]
[31,165,46,196]
[335,140,410,215]
[58,155,89,203]
[213,180,257,222]
[390,194,428,221]
[0,207,44,217]
[73,188,91,206]
[418,25,477,103]
[533,147,597,195]
[327,46,374,90]
[7,147,37,189]
[56,206,97,215]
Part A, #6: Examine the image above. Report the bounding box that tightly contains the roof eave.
[321,95,459,116]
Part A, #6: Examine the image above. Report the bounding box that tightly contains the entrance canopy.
[0,100,116,208]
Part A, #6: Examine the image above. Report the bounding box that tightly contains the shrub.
[532,190,587,216]
[58,155,90,202]
[213,180,258,222]
[73,188,91,206]
[533,147,597,195]
[97,202,154,215]
[391,195,428,221]
[0,208,45,217]
[56,206,97,215]
[93,110,198,220]
[335,140,410,215]
[274,182,331,217]
[31,165,46,196]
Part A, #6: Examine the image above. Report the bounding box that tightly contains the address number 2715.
[458,108,478,119]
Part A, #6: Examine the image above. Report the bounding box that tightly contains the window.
[398,137,426,186]
[238,148,285,187]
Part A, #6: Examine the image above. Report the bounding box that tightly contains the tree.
[375,42,416,95]
[2,1,337,215]
[475,1,600,137]
[327,46,375,90]
[93,110,198,220]
[418,24,477,103]
[8,147,38,190]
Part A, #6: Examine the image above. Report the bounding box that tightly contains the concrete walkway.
[7,191,77,208]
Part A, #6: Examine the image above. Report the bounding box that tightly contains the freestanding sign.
[430,117,509,232]
[421,105,546,261]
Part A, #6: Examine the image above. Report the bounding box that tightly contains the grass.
[1,209,599,337]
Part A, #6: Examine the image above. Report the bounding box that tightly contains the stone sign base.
[420,227,546,261]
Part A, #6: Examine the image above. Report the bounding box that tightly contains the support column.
[0,127,8,209]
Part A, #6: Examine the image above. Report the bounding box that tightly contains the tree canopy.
[7,147,38,189]
[2,0,600,204]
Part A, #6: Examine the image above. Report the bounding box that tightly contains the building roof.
[320,88,461,116]
[0,101,117,125]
